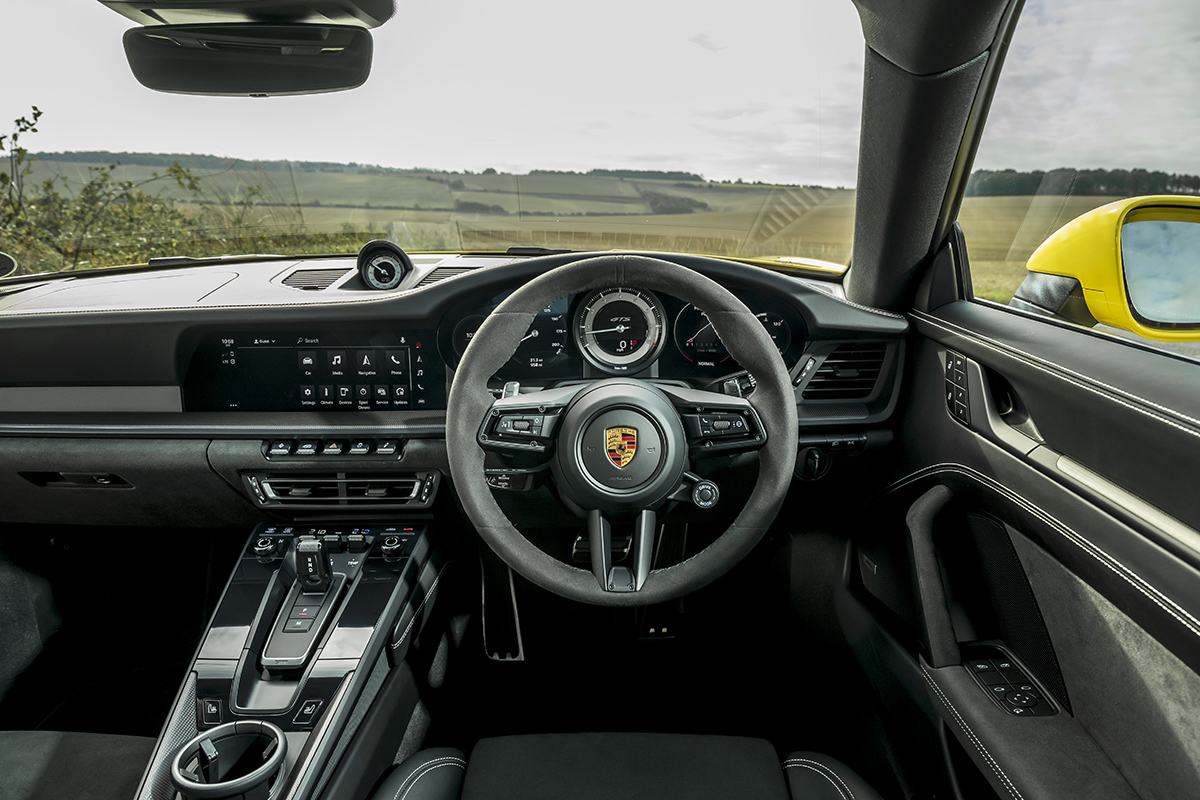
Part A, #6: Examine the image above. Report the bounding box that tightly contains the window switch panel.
[963,646,1057,717]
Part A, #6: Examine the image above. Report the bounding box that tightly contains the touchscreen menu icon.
[385,350,408,376]
[356,351,378,372]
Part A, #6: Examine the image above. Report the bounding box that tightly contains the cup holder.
[170,720,287,800]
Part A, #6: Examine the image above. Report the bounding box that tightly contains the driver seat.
[370,733,883,800]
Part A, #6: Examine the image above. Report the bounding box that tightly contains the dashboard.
[0,250,907,426]
[0,249,908,528]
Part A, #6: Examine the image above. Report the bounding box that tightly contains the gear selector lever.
[296,538,332,595]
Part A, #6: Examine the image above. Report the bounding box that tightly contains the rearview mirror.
[123,23,373,96]
[1011,196,1200,342]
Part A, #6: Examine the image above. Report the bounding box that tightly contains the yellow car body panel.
[1026,194,1200,342]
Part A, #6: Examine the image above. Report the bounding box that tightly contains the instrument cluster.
[439,286,807,386]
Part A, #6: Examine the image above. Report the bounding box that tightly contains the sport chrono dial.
[356,240,413,291]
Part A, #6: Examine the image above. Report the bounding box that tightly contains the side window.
[958,0,1200,360]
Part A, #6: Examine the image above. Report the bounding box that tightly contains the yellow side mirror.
[1011,195,1200,342]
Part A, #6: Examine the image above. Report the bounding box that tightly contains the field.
[25,156,1117,301]
[957,195,1115,302]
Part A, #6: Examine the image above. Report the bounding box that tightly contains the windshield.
[0,0,866,277]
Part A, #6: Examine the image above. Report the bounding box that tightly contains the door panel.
[853,298,1200,799]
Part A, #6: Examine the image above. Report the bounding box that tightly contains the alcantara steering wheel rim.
[445,254,797,606]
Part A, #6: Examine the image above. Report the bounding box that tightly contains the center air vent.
[245,471,437,509]
[281,268,353,291]
[802,343,888,400]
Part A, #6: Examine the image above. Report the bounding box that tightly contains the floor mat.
[0,730,156,800]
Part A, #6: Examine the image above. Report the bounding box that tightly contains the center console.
[136,519,449,800]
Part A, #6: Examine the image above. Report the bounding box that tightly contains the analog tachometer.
[573,287,666,373]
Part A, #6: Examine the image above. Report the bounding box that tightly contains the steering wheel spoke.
[587,509,656,593]
[658,384,769,457]
[477,385,581,456]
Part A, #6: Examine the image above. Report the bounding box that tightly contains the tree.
[1,107,204,274]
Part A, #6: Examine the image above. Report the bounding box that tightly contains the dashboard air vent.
[248,471,437,509]
[281,268,352,290]
[416,266,478,287]
[802,343,888,400]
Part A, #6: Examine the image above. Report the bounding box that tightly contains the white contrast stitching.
[911,310,1200,434]
[883,464,1200,640]
[392,757,466,800]
[782,758,854,800]
[921,665,1025,800]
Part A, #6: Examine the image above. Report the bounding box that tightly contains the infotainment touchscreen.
[183,331,446,411]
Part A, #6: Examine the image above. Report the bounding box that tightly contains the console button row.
[797,431,867,453]
[268,438,400,457]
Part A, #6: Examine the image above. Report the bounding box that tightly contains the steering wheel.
[446,255,797,606]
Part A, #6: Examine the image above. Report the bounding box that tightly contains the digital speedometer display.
[452,300,571,371]
[573,287,666,373]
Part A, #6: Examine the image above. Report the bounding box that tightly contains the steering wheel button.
[513,420,531,431]
[712,420,731,431]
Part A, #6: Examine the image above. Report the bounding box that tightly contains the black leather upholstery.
[461,733,788,800]
[370,735,883,800]
[782,751,884,800]
[370,748,466,800]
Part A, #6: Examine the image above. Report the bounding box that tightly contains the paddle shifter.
[296,538,332,595]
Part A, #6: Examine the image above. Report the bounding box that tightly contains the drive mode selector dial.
[574,287,666,374]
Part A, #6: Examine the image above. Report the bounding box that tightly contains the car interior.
[1,1,1199,799]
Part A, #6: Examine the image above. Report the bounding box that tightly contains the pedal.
[637,523,688,639]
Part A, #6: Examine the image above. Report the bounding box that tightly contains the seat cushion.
[782,751,884,800]
[0,730,156,800]
[371,748,466,800]
[460,733,790,800]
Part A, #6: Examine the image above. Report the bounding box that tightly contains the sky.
[1,0,1197,186]
[975,0,1200,177]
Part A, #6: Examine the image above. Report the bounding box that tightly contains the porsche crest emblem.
[605,427,638,468]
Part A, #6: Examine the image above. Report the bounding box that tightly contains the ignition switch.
[795,446,832,481]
